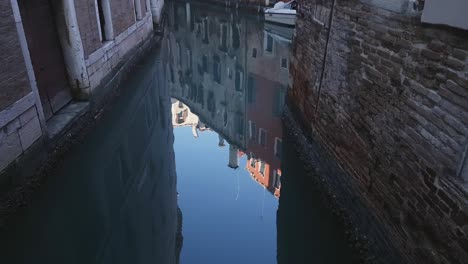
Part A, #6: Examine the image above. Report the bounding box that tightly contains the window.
[252,48,257,58]
[274,138,282,159]
[227,68,232,79]
[259,128,267,146]
[259,161,266,176]
[249,121,256,140]
[281,58,288,69]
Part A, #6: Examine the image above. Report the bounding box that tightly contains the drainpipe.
[314,0,336,116]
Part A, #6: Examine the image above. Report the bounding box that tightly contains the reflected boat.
[264,1,297,26]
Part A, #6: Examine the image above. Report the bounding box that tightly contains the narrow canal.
[0,2,357,263]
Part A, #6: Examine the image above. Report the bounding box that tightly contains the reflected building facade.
[167,1,290,198]
[0,44,182,264]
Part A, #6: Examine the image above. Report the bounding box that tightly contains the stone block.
[19,106,37,126]
[6,118,20,135]
[18,116,41,151]
[421,48,443,61]
[0,132,22,171]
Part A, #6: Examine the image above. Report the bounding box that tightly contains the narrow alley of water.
[0,2,357,263]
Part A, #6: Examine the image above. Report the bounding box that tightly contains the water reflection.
[167,1,290,199]
[0,43,181,264]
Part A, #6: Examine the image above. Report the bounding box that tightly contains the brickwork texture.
[289,0,468,263]
[0,0,31,111]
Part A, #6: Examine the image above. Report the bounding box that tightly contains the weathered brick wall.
[0,0,31,111]
[290,0,468,263]
[75,0,102,57]
[111,0,136,36]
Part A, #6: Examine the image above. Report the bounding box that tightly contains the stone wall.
[85,12,153,95]
[289,0,468,263]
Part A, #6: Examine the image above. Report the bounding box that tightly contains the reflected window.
[249,121,257,141]
[232,22,240,49]
[213,56,221,83]
[220,23,228,51]
[274,138,282,159]
[235,113,244,138]
[252,48,257,58]
[202,55,208,73]
[273,86,286,117]
[176,42,182,66]
[202,17,209,43]
[259,161,266,176]
[207,91,215,114]
[227,68,232,79]
[264,35,273,53]
[259,128,267,146]
[186,48,192,70]
[281,58,288,69]
[235,69,243,91]
[273,170,281,189]
[250,155,256,168]
[247,75,256,103]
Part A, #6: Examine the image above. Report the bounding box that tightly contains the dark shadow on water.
[0,40,181,264]
[277,132,359,264]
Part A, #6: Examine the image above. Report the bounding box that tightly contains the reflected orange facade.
[244,74,285,199]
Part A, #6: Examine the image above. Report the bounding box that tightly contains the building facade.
[0,0,164,175]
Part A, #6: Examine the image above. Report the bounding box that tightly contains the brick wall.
[0,0,31,111]
[290,0,468,263]
[111,0,136,36]
[75,0,102,57]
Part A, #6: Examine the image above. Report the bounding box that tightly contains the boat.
[264,0,297,26]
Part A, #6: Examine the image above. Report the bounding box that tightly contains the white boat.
[264,1,297,26]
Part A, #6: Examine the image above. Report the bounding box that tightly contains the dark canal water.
[0,2,357,263]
